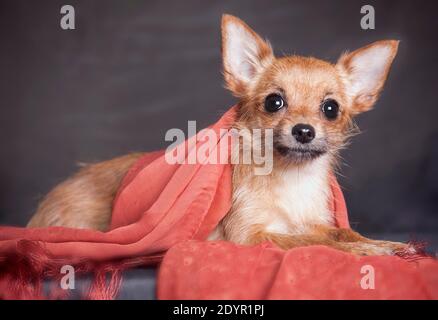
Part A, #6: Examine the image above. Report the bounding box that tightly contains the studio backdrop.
[0,0,437,248]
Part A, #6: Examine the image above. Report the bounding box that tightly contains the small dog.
[28,14,414,256]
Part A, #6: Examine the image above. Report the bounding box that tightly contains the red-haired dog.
[28,15,415,256]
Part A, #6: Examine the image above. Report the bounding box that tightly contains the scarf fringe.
[0,240,160,300]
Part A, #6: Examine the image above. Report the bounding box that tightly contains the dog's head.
[222,14,398,164]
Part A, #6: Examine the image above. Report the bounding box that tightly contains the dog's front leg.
[246,227,356,253]
[247,226,415,256]
[312,225,417,256]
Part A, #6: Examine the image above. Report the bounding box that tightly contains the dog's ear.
[221,14,274,97]
[337,40,399,115]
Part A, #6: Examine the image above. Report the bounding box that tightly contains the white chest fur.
[209,156,335,242]
[266,156,334,234]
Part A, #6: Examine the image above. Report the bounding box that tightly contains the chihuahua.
[28,15,414,256]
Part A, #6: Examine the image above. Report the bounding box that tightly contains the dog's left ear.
[337,40,399,114]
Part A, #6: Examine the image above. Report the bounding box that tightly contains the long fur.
[28,15,414,256]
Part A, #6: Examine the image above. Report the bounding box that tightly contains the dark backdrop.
[0,0,437,246]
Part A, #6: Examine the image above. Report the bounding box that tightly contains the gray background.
[0,0,437,249]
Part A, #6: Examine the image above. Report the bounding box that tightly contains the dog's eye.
[321,99,339,120]
[264,94,285,113]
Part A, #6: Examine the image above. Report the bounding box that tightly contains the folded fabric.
[158,241,438,299]
[0,105,436,299]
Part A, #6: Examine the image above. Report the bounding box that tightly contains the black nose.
[292,124,315,144]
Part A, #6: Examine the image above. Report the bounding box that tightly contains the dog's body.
[28,153,143,231]
[28,15,414,256]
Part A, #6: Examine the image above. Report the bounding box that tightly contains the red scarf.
[0,106,435,299]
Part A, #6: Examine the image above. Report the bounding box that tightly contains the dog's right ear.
[221,14,274,97]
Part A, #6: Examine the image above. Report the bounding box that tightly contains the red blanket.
[0,106,437,299]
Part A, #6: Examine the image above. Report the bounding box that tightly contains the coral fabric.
[0,105,436,299]
[158,241,438,299]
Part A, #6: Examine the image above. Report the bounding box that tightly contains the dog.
[28,14,414,256]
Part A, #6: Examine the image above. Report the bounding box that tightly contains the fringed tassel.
[86,267,122,300]
[0,240,160,300]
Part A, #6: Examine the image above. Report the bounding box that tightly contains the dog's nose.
[292,124,315,144]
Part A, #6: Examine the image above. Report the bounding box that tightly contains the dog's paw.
[371,240,419,256]
[345,241,417,256]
